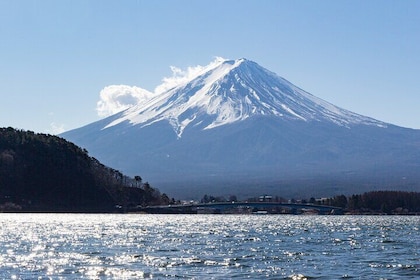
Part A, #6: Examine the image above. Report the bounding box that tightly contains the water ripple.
[0,214,418,279]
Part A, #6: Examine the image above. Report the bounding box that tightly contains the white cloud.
[96,57,227,117]
[48,122,65,135]
[154,56,226,94]
[96,85,153,117]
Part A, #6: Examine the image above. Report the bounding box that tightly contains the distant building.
[259,195,273,202]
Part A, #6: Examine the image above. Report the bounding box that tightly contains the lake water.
[0,214,418,279]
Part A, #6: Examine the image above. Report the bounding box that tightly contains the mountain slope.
[62,58,420,199]
[104,59,385,137]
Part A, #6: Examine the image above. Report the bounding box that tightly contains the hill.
[0,127,171,212]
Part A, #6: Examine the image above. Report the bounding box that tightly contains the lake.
[0,214,418,279]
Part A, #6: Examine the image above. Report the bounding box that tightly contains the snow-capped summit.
[103,58,385,137]
[62,58,420,199]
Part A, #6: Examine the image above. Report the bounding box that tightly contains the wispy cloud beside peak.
[96,57,227,117]
[96,85,153,117]
[154,56,226,94]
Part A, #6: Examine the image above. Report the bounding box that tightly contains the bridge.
[133,202,343,215]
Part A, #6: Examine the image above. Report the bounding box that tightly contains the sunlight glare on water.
[0,214,418,279]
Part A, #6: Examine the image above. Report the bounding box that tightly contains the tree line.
[320,191,420,214]
[0,127,172,212]
[200,190,420,214]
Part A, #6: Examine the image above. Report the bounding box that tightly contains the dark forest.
[0,127,171,212]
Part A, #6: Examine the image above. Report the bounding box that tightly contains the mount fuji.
[62,58,420,199]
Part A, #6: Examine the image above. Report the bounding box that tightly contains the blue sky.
[1,0,419,133]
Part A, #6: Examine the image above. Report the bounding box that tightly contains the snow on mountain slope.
[102,58,386,138]
[61,58,420,199]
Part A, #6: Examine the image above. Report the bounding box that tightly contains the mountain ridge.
[101,58,386,138]
[62,58,420,199]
